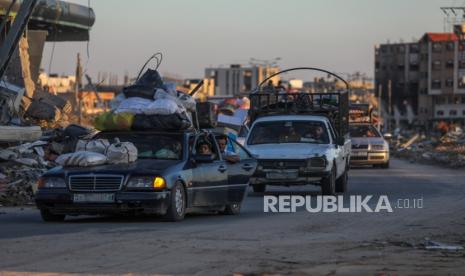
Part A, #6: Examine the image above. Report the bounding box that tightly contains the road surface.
[1,158,464,275]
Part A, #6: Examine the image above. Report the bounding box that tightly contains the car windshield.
[349,125,381,138]
[247,120,329,145]
[95,132,183,160]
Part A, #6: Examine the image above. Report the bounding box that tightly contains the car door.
[190,134,228,207]
[226,139,257,203]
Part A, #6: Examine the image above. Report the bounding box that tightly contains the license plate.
[352,151,368,157]
[266,171,298,180]
[73,193,115,203]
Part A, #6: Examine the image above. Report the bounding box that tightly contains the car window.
[327,121,337,142]
[95,132,183,160]
[231,140,251,160]
[247,120,330,145]
[349,125,381,138]
[194,133,220,160]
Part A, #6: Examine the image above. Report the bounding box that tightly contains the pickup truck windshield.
[248,121,329,145]
[349,125,381,138]
[96,133,183,160]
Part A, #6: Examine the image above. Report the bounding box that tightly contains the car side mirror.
[336,136,345,146]
[383,133,392,140]
[193,154,215,163]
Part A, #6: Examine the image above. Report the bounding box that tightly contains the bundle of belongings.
[56,138,138,167]
[94,69,196,131]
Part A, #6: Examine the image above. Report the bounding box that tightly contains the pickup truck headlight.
[307,157,327,169]
[37,177,66,188]
[127,176,166,189]
[371,144,386,151]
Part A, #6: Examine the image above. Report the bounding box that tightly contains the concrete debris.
[0,124,92,206]
[393,126,465,168]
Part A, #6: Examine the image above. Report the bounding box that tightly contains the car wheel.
[381,161,390,169]
[335,168,348,193]
[163,182,186,222]
[322,166,336,195]
[252,184,266,193]
[40,209,65,222]
[222,202,242,215]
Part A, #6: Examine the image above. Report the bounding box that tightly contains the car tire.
[252,184,266,193]
[222,202,242,215]
[322,166,336,195]
[163,182,186,222]
[380,161,389,169]
[40,209,65,222]
[335,168,348,193]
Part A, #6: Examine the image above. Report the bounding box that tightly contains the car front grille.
[352,144,368,149]
[259,159,306,169]
[351,156,368,161]
[69,175,124,192]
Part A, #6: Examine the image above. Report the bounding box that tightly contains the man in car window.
[312,125,327,143]
[217,135,240,163]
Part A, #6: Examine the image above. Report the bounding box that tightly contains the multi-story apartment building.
[375,42,420,119]
[376,28,465,127]
[205,64,280,97]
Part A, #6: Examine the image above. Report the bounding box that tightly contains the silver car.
[349,124,390,168]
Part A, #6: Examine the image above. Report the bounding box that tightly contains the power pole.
[75,53,83,124]
[378,84,382,131]
[388,80,392,132]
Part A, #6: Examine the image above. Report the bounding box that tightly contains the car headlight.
[307,157,327,169]
[371,144,386,151]
[38,177,66,188]
[127,176,166,189]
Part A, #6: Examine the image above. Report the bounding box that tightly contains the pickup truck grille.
[259,159,306,169]
[352,144,368,149]
[69,175,124,192]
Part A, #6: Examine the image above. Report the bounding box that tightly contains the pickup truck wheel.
[40,209,65,222]
[252,184,266,193]
[321,166,336,195]
[222,202,242,215]
[163,182,186,222]
[335,168,348,193]
[381,161,390,169]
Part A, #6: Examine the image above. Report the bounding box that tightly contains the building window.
[446,60,454,68]
[463,110,465,116]
[432,80,441,89]
[433,43,442,52]
[398,45,405,53]
[446,42,454,51]
[450,110,457,116]
[433,60,441,70]
[410,44,419,53]
[437,110,444,116]
[446,79,454,87]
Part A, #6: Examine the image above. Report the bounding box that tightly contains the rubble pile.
[394,128,465,168]
[0,125,92,206]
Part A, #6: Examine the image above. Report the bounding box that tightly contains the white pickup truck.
[244,67,352,195]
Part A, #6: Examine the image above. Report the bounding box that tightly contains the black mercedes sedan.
[35,130,257,222]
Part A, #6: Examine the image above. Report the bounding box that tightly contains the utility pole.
[388,80,392,132]
[378,84,382,131]
[75,53,83,124]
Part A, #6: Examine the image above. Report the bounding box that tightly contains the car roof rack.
[249,67,350,137]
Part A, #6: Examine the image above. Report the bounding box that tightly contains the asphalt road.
[1,158,465,275]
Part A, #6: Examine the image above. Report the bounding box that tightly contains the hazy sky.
[40,0,461,82]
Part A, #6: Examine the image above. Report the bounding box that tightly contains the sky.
[40,0,463,82]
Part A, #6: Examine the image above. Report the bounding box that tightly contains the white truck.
[245,67,352,195]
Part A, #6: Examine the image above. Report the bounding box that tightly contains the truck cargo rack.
[249,67,350,138]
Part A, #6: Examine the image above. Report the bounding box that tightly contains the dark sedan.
[35,130,257,222]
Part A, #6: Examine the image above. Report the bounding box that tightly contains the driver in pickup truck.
[312,125,328,143]
[217,135,240,163]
